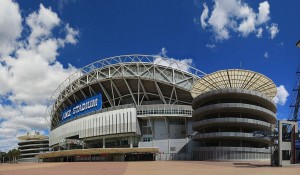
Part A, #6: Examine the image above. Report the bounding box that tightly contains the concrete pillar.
[129,136,133,148]
[103,138,106,148]
[278,121,282,166]
[185,117,188,154]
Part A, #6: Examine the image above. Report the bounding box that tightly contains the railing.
[136,104,192,116]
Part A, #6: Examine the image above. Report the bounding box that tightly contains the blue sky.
[0,0,299,150]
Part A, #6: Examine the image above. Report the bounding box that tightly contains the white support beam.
[98,82,113,107]
[110,79,116,106]
[138,79,140,105]
[138,79,149,101]
[173,86,178,104]
[79,89,87,99]
[169,86,175,104]
[89,86,97,96]
[111,80,123,105]
[124,78,137,106]
[154,81,167,104]
[154,66,172,83]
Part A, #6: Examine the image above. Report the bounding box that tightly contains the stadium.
[38,55,277,161]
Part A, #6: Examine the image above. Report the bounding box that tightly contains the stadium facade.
[41,55,277,161]
[18,131,49,162]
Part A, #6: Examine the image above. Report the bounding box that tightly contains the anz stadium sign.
[61,94,102,123]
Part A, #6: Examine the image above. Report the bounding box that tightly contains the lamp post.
[293,41,300,122]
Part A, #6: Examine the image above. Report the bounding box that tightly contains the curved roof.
[18,135,48,141]
[191,69,277,99]
[47,55,205,128]
[50,55,205,103]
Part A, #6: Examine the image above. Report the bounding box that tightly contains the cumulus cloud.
[264,51,268,58]
[0,0,22,57]
[64,23,79,45]
[199,0,278,41]
[154,47,193,72]
[273,85,289,105]
[200,3,209,29]
[26,4,60,47]
[256,28,263,38]
[257,1,270,24]
[269,23,279,39]
[206,43,216,48]
[0,0,79,150]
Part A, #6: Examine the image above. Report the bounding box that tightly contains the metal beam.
[98,82,113,107]
[138,79,149,101]
[154,81,167,104]
[89,86,96,96]
[124,78,137,106]
[79,89,87,99]
[169,86,175,104]
[111,80,123,106]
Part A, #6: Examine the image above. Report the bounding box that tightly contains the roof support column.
[98,82,113,107]
[124,78,137,106]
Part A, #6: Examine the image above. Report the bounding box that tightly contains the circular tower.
[191,69,277,160]
[18,131,49,162]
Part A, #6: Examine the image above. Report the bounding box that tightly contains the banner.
[61,93,102,123]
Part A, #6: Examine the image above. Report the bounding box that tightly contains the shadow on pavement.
[233,163,271,168]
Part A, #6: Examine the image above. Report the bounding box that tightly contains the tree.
[7,149,20,163]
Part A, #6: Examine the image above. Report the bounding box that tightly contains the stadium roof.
[47,55,206,128]
[191,69,277,99]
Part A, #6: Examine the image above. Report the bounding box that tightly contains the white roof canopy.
[191,69,277,99]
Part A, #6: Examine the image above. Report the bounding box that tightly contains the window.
[282,150,290,160]
[143,137,152,142]
[142,120,152,135]
[169,120,184,125]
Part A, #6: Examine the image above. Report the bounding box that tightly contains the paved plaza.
[0,161,299,175]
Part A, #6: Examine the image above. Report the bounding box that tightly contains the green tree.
[7,149,20,163]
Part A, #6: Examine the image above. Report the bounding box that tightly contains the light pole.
[293,41,300,122]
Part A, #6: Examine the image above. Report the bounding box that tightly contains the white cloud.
[200,3,209,29]
[0,1,79,150]
[206,43,216,48]
[160,47,168,57]
[64,23,79,45]
[257,1,270,24]
[0,0,22,57]
[58,0,77,12]
[264,51,268,58]
[256,28,263,38]
[269,23,279,39]
[26,4,60,47]
[154,47,193,72]
[200,0,278,41]
[273,85,289,105]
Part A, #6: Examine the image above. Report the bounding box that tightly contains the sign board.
[61,93,102,123]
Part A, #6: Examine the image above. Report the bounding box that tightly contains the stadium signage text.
[61,94,102,123]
